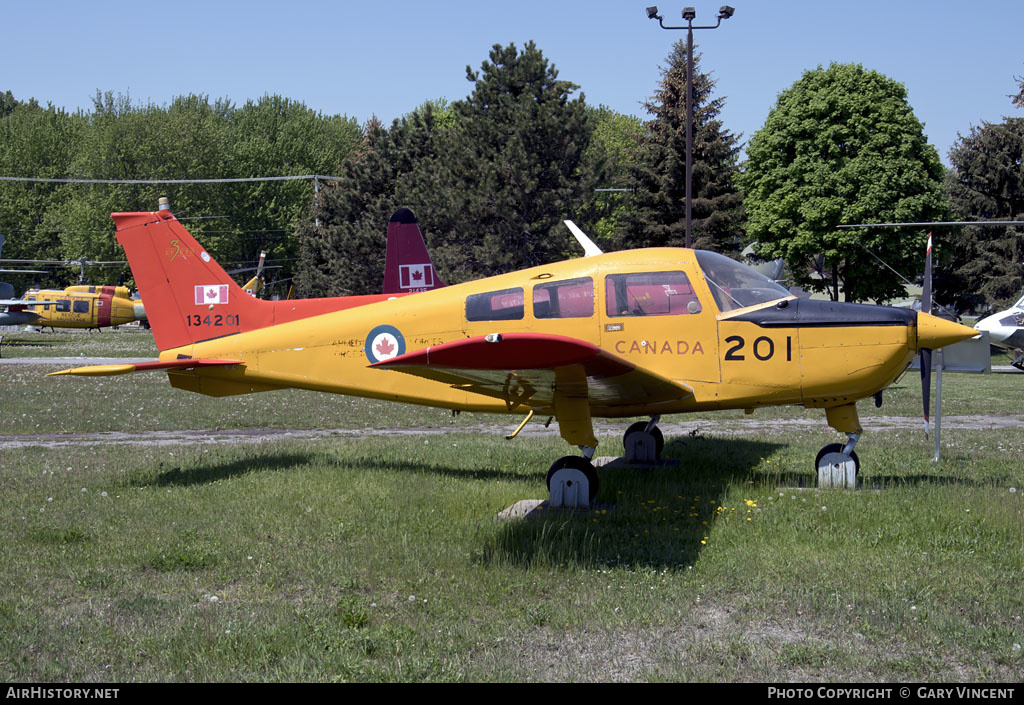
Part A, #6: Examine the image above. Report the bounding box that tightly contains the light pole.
[646,5,734,248]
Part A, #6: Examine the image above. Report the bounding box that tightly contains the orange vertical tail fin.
[113,206,277,350]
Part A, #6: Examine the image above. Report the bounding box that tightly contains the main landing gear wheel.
[623,421,664,462]
[546,455,599,507]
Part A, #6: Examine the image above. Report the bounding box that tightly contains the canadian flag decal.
[195,285,229,305]
[400,264,433,289]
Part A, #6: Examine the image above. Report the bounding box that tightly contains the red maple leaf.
[206,289,218,299]
[375,337,395,356]
[411,268,423,281]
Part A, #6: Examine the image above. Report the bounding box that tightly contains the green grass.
[0,327,157,359]
[1,331,1022,681]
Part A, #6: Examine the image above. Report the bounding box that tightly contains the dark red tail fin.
[382,208,445,294]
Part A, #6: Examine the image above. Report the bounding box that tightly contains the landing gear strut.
[1012,348,1024,372]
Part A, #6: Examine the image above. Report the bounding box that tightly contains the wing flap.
[372,333,693,410]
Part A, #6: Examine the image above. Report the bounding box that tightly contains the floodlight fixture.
[645,5,735,248]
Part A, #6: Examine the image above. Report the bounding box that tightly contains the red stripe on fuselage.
[97,293,112,328]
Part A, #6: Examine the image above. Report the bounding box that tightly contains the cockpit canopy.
[694,250,791,313]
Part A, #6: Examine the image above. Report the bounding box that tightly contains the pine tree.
[296,106,446,296]
[408,42,597,282]
[296,43,596,294]
[940,81,1024,312]
[617,41,743,253]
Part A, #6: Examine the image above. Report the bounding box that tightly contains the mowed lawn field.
[1,328,1022,682]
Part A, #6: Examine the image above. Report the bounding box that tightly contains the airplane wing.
[47,359,242,377]
[371,332,694,411]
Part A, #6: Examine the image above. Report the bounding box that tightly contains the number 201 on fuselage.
[723,334,793,362]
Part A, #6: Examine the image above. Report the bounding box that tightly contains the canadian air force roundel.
[364,324,406,364]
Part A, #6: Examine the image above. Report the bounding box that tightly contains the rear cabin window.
[73,300,89,314]
[466,287,524,321]
[605,271,702,317]
[55,299,71,313]
[533,277,594,319]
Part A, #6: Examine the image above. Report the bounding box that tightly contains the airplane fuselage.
[975,299,1024,351]
[162,248,921,421]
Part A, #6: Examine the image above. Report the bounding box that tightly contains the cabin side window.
[605,271,702,317]
[465,287,524,322]
[533,277,594,319]
[55,299,71,313]
[73,300,89,314]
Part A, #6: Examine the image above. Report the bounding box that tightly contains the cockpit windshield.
[694,250,792,313]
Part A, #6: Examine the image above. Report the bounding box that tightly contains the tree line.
[1,44,1021,311]
[0,91,360,290]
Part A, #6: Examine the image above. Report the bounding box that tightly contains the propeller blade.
[920,347,932,440]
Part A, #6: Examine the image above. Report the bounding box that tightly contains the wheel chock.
[548,467,591,509]
[624,431,657,464]
[818,452,857,489]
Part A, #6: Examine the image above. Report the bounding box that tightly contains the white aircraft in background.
[974,292,1024,371]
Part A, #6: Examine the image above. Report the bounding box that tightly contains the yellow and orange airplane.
[52,201,976,505]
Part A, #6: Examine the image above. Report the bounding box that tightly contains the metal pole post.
[314,175,320,229]
[685,23,694,249]
[648,6,733,249]
[933,349,943,462]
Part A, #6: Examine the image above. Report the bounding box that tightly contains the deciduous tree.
[741,63,949,303]
[939,78,1024,311]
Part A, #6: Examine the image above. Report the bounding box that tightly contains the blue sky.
[2,0,1022,166]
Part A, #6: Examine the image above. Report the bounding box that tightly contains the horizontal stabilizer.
[48,358,242,377]
[372,332,693,410]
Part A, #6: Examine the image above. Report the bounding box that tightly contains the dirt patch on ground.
[1,415,1019,450]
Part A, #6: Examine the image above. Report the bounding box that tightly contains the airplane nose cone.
[916,312,977,350]
[973,313,1006,340]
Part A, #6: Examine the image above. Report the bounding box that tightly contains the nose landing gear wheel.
[815,442,860,488]
[814,443,860,475]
